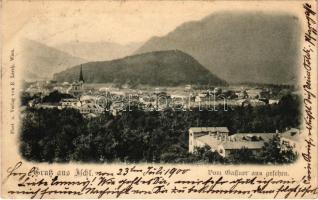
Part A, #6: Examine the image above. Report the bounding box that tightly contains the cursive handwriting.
[3,162,318,199]
[302,2,317,184]
[303,3,317,46]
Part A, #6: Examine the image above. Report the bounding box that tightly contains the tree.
[193,145,224,163]
[262,134,297,164]
[227,147,256,164]
[20,93,300,164]
[160,144,188,163]
[42,90,73,103]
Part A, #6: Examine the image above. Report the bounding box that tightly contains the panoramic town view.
[19,11,301,164]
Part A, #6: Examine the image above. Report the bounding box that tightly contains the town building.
[189,127,300,157]
[189,127,229,153]
[59,98,81,109]
[79,103,104,115]
[80,95,100,105]
[67,65,85,96]
[238,99,266,107]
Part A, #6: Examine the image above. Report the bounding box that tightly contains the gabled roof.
[230,133,275,142]
[221,141,265,150]
[231,129,301,143]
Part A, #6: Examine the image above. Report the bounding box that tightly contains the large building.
[189,127,300,157]
[189,127,229,153]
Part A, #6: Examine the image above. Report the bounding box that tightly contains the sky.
[3,1,304,46]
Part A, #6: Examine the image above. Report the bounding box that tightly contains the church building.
[67,65,85,96]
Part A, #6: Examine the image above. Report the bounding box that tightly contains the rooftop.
[189,127,229,133]
[230,133,276,142]
[221,141,265,150]
[196,135,223,149]
[280,128,300,141]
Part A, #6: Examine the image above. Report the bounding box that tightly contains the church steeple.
[79,65,84,83]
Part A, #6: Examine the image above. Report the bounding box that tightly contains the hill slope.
[21,39,86,81]
[136,12,301,84]
[55,41,142,61]
[53,50,227,86]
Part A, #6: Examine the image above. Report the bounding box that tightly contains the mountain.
[21,39,86,81]
[54,41,142,61]
[136,12,301,84]
[53,50,227,86]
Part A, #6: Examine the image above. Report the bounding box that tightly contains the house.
[269,99,279,104]
[80,95,99,105]
[217,133,276,157]
[34,103,58,109]
[79,103,104,114]
[189,126,300,158]
[246,88,263,99]
[26,84,50,96]
[195,96,202,103]
[52,86,67,94]
[185,85,192,90]
[189,127,229,153]
[110,100,126,116]
[140,95,156,105]
[59,98,81,109]
[110,91,125,96]
[218,141,265,157]
[237,90,248,99]
[240,99,266,106]
[67,82,84,96]
[170,94,189,110]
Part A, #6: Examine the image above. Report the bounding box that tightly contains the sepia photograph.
[19,6,302,164]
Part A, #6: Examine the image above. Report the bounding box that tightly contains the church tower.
[79,65,84,83]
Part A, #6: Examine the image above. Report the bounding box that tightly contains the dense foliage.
[20,94,300,163]
[42,90,73,103]
[261,134,298,164]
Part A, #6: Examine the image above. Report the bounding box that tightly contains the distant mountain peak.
[136,12,301,84]
[54,50,227,87]
[21,39,86,81]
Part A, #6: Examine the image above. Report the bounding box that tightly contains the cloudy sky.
[4,1,303,46]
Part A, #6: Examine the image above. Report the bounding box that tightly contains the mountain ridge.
[21,39,86,81]
[136,12,301,84]
[54,41,142,61]
[53,50,227,86]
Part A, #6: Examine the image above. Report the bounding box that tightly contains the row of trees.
[20,94,300,163]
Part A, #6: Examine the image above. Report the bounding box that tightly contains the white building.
[189,127,300,157]
[79,103,104,114]
[59,98,81,109]
[67,82,84,96]
[189,127,229,153]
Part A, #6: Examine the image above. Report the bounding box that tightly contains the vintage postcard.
[1,0,317,199]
